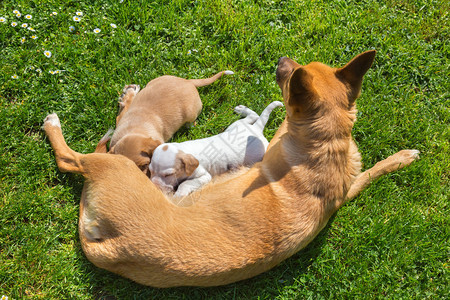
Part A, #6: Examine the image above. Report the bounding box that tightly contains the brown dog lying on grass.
[96,71,233,176]
[43,50,419,287]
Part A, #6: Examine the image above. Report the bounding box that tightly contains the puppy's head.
[149,144,199,193]
[109,134,161,176]
[276,51,376,126]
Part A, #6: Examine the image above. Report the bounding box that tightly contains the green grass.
[0,0,448,298]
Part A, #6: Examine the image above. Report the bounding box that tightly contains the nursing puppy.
[43,50,419,287]
[149,101,283,197]
[102,71,234,175]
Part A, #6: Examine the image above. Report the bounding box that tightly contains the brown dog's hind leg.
[116,84,140,125]
[344,149,420,203]
[43,113,85,174]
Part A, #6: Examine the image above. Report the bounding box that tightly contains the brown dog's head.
[276,51,376,130]
[109,134,161,176]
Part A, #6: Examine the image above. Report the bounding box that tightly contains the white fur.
[149,101,283,197]
[44,113,61,128]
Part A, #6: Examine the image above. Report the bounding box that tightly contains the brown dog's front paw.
[43,113,61,128]
[392,149,420,168]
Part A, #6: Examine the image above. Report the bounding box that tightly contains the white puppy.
[149,101,283,197]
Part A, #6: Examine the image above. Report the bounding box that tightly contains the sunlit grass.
[0,0,448,299]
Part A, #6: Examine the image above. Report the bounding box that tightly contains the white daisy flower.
[76,11,83,16]
[73,16,81,22]
[11,22,17,27]
[0,17,6,23]
[110,23,117,28]
[31,35,37,39]
[21,23,28,28]
[93,28,101,33]
[1,295,8,300]
[11,74,18,79]
[49,70,55,75]
[52,11,58,15]
[44,50,52,58]
[21,37,26,43]
[29,66,35,70]
[28,27,35,31]
[69,25,75,32]
[16,13,21,17]
[25,14,32,19]
[13,10,20,14]
[36,68,42,73]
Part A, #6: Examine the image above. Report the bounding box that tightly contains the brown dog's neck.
[278,112,358,210]
[286,103,355,143]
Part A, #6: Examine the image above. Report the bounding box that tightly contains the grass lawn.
[0,0,448,298]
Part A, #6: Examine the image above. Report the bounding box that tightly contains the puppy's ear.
[108,145,116,154]
[288,67,315,106]
[95,140,108,153]
[143,138,161,156]
[94,129,113,153]
[336,50,376,101]
[179,152,199,176]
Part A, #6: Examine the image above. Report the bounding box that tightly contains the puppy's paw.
[174,185,193,198]
[234,105,248,115]
[174,190,188,198]
[119,84,140,105]
[43,113,61,128]
[122,84,140,96]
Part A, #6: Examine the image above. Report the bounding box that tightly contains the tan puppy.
[103,71,233,175]
[43,50,419,287]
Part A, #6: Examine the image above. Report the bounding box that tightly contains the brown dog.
[43,50,419,287]
[99,71,233,175]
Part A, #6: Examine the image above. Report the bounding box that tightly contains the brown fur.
[105,71,231,173]
[43,51,419,287]
[175,151,200,177]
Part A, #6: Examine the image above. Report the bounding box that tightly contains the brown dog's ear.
[143,138,162,156]
[290,67,314,95]
[179,152,199,176]
[288,67,315,107]
[336,50,376,101]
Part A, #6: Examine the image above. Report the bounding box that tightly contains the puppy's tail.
[95,128,114,153]
[254,101,284,131]
[188,70,234,87]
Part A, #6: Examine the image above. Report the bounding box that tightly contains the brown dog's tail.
[188,70,234,87]
[94,129,114,153]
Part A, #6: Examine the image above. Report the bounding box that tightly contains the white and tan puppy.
[149,101,283,197]
[43,50,420,288]
[100,71,234,176]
